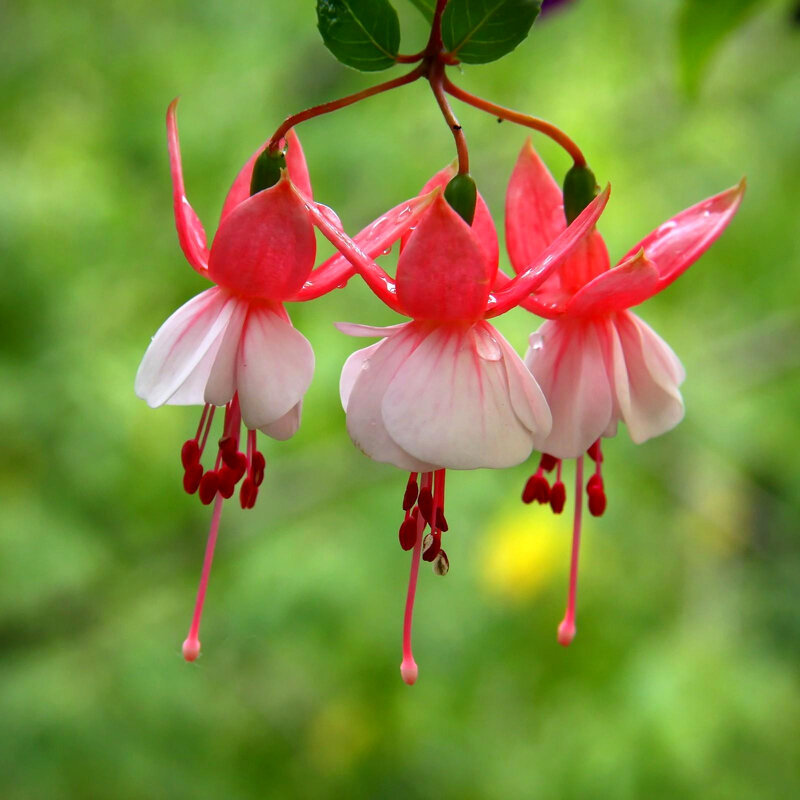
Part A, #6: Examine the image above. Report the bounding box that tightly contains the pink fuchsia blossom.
[307,167,610,684]
[504,140,744,646]
[135,100,434,662]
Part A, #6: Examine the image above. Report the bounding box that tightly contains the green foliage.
[444,172,478,224]
[407,0,436,22]
[316,0,401,71]
[441,0,541,63]
[677,0,761,97]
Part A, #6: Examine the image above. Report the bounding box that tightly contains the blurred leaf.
[316,0,401,71]
[407,0,436,22]
[677,0,760,96]
[442,0,541,64]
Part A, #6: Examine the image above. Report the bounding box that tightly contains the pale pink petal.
[619,180,745,292]
[260,402,303,441]
[505,139,565,273]
[335,321,408,338]
[381,325,536,469]
[487,322,552,436]
[613,312,685,443]
[220,129,312,222]
[525,320,613,458]
[472,324,502,361]
[344,325,438,473]
[135,287,235,408]
[166,99,210,274]
[564,249,659,317]
[203,298,249,406]
[340,341,383,410]
[236,307,315,430]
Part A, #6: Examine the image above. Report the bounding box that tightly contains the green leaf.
[407,0,435,22]
[677,0,760,97]
[441,0,541,64]
[316,0,401,72]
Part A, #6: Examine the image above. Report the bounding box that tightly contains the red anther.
[549,481,566,514]
[418,487,434,524]
[183,463,203,494]
[232,452,248,482]
[251,451,266,486]
[588,489,607,517]
[198,470,219,505]
[522,473,550,505]
[435,507,448,533]
[432,549,450,576]
[181,439,200,469]
[539,453,558,472]
[217,466,236,499]
[586,473,604,494]
[247,486,258,509]
[239,478,255,510]
[422,532,441,562]
[398,516,417,551]
[218,435,237,459]
[402,475,419,511]
[587,440,603,462]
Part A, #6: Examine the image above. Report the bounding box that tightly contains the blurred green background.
[2,1,799,797]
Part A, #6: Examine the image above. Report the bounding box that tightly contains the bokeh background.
[2,1,799,797]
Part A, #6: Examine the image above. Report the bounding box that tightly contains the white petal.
[382,324,535,470]
[259,401,302,441]
[525,320,613,458]
[489,323,552,437]
[134,287,235,407]
[472,323,502,361]
[236,307,315,429]
[335,321,408,338]
[345,325,437,472]
[204,298,248,406]
[614,312,685,443]
[340,341,383,411]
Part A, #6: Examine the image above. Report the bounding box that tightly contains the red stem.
[430,63,469,175]
[268,65,424,150]
[443,76,587,167]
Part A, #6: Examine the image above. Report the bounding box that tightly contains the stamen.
[398,508,419,551]
[400,472,431,685]
[181,439,200,469]
[522,469,550,504]
[198,405,216,455]
[586,455,607,517]
[183,463,203,495]
[198,470,219,505]
[251,451,266,486]
[432,550,449,576]
[539,453,558,472]
[417,485,434,524]
[402,472,419,511]
[558,456,584,647]
[183,494,224,662]
[194,403,211,441]
[550,458,566,513]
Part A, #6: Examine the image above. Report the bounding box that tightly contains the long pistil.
[558,456,584,647]
[183,493,224,661]
[401,472,432,685]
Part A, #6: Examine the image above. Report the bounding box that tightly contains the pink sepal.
[166,99,210,275]
[564,249,659,317]
[219,129,312,223]
[620,179,745,293]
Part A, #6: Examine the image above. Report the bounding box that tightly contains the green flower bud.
[563,163,599,225]
[444,172,478,226]
[250,147,286,196]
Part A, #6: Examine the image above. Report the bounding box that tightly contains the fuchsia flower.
[502,141,744,645]
[135,101,434,661]
[305,164,610,683]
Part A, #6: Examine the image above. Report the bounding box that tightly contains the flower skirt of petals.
[525,311,685,459]
[135,286,314,438]
[338,319,552,471]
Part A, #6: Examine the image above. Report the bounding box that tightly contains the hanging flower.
[503,140,744,645]
[306,166,610,683]
[135,100,434,661]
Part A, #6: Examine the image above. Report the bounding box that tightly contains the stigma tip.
[182,637,201,662]
[400,658,418,686]
[557,619,576,647]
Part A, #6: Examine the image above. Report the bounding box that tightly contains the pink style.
[506,140,744,647]
[306,164,611,684]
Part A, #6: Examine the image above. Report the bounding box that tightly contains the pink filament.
[183,493,224,661]
[400,472,431,685]
[558,456,583,647]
